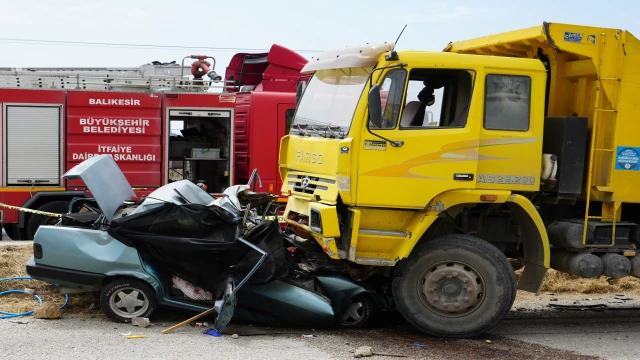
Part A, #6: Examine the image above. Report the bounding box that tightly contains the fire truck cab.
[0,44,307,240]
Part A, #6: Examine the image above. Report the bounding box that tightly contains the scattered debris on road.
[33,302,61,319]
[412,341,430,349]
[351,346,407,358]
[548,303,608,311]
[353,346,373,358]
[131,317,150,328]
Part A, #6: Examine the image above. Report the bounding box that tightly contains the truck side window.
[285,108,295,134]
[374,69,407,130]
[484,74,531,131]
[400,69,473,129]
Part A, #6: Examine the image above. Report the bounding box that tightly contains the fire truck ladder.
[0,62,230,92]
[582,31,624,247]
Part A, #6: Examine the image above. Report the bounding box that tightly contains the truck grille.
[287,174,335,195]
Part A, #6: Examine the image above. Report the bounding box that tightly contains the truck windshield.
[291,67,371,138]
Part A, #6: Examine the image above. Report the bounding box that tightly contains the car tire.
[392,234,517,338]
[26,201,70,240]
[337,294,376,328]
[100,278,158,323]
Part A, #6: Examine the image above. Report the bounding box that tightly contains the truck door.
[475,70,544,192]
[66,92,163,189]
[356,67,480,208]
[276,103,295,193]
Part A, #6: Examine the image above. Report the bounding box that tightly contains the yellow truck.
[279,22,640,337]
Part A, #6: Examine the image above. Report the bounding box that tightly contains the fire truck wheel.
[391,234,517,338]
[26,200,70,240]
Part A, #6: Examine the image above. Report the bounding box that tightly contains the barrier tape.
[0,202,64,218]
[0,202,285,222]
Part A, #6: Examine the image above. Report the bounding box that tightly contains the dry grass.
[3,244,640,319]
[0,245,101,317]
[515,267,640,294]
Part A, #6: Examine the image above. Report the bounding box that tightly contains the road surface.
[1,293,639,359]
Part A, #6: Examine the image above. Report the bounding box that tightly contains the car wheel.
[26,201,70,240]
[392,234,517,338]
[100,278,158,323]
[337,295,375,328]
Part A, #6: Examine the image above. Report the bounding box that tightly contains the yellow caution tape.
[0,202,64,218]
[0,201,285,222]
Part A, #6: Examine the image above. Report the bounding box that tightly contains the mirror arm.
[365,63,408,148]
[365,125,404,147]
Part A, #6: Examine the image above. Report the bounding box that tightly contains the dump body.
[444,22,640,205]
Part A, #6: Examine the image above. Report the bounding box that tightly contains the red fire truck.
[0,44,308,240]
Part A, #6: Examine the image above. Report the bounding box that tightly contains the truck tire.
[100,278,158,323]
[3,223,23,240]
[391,234,516,338]
[26,201,70,240]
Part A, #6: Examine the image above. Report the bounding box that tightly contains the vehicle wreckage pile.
[23,155,389,333]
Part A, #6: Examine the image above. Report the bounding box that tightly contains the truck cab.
[279,22,640,338]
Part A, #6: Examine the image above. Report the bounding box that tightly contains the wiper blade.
[294,123,307,136]
[311,124,346,139]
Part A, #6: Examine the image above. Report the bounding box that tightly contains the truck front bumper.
[284,196,342,259]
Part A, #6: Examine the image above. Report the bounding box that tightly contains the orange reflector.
[480,195,497,202]
[269,184,274,192]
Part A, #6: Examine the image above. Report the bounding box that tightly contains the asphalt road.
[495,312,640,360]
[3,236,640,358]
[1,293,640,359]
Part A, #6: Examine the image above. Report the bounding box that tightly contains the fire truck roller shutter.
[5,105,61,185]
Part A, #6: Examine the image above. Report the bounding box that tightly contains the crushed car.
[25,155,390,331]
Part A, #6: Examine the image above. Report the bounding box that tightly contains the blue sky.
[0,0,635,69]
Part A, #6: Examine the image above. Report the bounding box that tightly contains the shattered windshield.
[290,67,372,139]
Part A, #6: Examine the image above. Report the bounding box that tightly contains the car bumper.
[26,256,106,291]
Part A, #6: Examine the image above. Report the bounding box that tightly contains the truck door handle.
[34,180,50,184]
[17,180,32,183]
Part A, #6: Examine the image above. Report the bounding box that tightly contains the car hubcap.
[110,287,149,318]
[340,300,365,325]
[418,261,485,317]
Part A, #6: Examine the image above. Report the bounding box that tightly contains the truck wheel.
[3,223,23,240]
[26,201,70,240]
[392,234,516,338]
[100,278,158,323]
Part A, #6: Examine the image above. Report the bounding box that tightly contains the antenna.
[395,24,408,45]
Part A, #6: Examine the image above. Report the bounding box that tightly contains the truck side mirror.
[368,84,382,128]
[296,81,307,106]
